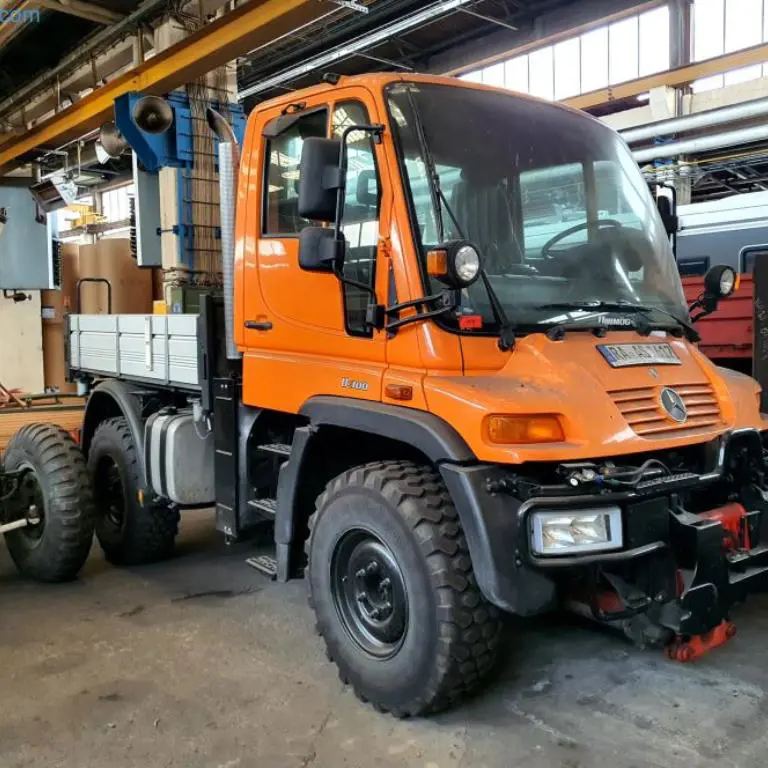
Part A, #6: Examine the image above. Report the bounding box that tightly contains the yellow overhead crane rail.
[0,0,325,173]
[563,40,768,111]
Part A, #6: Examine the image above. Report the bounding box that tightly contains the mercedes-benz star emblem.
[660,387,687,423]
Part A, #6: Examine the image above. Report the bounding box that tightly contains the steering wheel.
[541,219,622,260]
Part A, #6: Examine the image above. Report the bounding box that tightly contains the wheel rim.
[94,456,125,532]
[331,529,408,659]
[9,463,45,542]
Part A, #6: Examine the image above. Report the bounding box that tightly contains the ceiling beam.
[36,0,124,24]
[564,41,768,110]
[0,0,332,172]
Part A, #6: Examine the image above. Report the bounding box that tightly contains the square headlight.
[530,506,623,556]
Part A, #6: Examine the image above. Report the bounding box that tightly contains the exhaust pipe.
[207,108,240,361]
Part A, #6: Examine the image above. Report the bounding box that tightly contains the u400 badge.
[341,377,369,392]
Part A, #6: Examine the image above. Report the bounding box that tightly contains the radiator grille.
[608,383,722,437]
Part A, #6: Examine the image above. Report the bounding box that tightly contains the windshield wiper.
[404,86,516,351]
[535,301,700,343]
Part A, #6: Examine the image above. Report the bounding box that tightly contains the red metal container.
[682,276,753,364]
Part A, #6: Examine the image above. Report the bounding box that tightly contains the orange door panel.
[239,87,390,413]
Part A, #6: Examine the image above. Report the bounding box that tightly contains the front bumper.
[440,428,768,635]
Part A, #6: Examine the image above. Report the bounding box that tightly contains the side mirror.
[298,137,343,222]
[299,226,344,272]
[656,195,678,236]
[689,264,739,321]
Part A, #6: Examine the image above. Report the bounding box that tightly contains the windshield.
[386,82,688,332]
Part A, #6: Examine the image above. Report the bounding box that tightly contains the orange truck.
[62,74,768,715]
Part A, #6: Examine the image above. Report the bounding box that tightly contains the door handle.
[245,320,273,331]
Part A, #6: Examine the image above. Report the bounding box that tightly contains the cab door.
[240,87,390,413]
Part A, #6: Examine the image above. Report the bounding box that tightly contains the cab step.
[246,554,278,580]
[257,442,292,456]
[248,497,277,517]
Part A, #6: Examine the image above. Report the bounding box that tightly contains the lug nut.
[355,568,367,579]
[356,591,367,602]
[379,577,391,590]
[366,561,379,574]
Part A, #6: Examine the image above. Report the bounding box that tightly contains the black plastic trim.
[82,379,147,473]
[274,425,313,581]
[528,541,666,568]
[299,395,474,463]
[439,462,557,615]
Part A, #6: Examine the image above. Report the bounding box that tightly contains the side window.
[333,101,381,337]
[263,108,327,235]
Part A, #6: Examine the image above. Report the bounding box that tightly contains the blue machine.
[114,91,246,271]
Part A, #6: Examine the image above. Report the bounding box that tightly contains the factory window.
[333,101,380,337]
[457,5,669,100]
[692,0,768,91]
[102,184,135,222]
[263,108,328,235]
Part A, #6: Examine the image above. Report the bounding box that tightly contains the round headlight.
[704,264,739,299]
[454,244,480,286]
[719,267,736,296]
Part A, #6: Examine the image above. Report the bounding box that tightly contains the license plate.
[597,342,680,367]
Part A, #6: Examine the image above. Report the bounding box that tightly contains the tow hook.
[665,620,737,662]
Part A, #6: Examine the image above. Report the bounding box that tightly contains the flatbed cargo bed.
[68,313,200,391]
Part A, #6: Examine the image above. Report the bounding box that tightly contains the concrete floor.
[3,511,768,768]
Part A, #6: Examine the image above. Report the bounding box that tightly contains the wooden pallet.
[0,400,85,454]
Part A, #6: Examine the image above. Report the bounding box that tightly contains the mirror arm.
[689,292,719,323]
[333,123,385,236]
[385,304,453,332]
[688,295,703,314]
[381,292,455,333]
[385,292,445,316]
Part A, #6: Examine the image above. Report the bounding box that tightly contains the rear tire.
[3,424,94,582]
[88,417,179,565]
[307,460,501,717]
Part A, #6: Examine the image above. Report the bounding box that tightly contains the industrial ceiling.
[2,0,767,203]
[0,1,149,99]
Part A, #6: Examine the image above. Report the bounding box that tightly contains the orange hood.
[424,331,764,464]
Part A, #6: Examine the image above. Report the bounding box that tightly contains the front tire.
[3,424,94,582]
[88,417,179,565]
[307,460,501,717]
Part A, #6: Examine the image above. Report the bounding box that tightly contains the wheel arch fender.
[273,396,476,580]
[81,380,146,468]
[275,397,557,615]
[299,396,475,461]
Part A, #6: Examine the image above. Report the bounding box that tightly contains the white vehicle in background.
[676,190,768,277]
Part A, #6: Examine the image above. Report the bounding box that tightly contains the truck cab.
[69,74,768,717]
[236,74,761,456]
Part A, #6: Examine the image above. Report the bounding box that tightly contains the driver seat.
[450,173,520,273]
